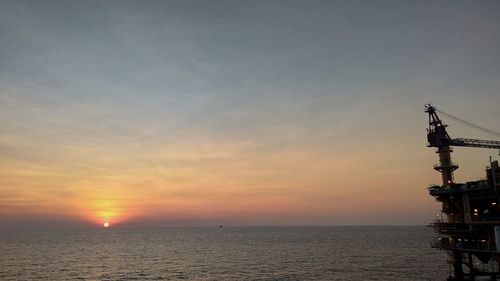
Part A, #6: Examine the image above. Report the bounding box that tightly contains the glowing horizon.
[1,1,500,230]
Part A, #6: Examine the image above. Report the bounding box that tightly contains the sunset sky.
[1,0,500,229]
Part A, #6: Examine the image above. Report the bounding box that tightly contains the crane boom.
[449,138,500,149]
[425,104,500,149]
[425,104,500,185]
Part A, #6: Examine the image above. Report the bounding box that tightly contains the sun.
[103,222,110,228]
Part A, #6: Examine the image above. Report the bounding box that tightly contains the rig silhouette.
[426,104,500,281]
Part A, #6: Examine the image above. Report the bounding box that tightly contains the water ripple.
[0,226,448,280]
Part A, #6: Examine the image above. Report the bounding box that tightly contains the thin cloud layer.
[1,0,500,229]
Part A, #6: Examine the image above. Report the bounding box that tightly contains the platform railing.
[433,162,459,169]
[431,237,498,253]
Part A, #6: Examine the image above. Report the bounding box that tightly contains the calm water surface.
[0,226,448,280]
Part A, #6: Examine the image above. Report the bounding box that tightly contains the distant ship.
[425,104,500,281]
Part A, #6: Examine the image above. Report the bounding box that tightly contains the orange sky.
[1,1,500,229]
[0,112,463,228]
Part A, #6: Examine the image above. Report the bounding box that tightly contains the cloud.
[1,0,499,228]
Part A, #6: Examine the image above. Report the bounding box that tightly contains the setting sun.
[103,222,110,228]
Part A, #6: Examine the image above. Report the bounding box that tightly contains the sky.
[1,0,500,230]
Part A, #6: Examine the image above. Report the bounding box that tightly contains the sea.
[0,226,449,280]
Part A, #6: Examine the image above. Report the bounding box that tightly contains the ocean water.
[0,226,448,280]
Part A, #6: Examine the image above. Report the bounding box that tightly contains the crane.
[425,104,500,185]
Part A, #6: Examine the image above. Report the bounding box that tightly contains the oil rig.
[426,104,500,280]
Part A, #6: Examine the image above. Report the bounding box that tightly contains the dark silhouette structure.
[426,104,500,280]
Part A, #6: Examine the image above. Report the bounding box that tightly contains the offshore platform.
[426,104,500,280]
